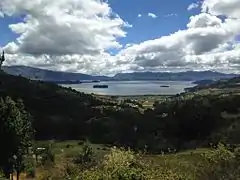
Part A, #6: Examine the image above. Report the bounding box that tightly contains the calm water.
[62,81,196,96]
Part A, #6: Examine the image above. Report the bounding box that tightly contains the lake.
[62,81,196,96]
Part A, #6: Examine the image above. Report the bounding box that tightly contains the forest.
[0,71,240,179]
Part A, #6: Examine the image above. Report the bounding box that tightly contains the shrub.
[78,141,85,145]
[41,146,55,166]
[26,167,36,178]
[196,144,240,180]
[81,147,153,180]
[64,163,80,179]
[73,142,95,169]
[0,170,7,179]
[24,158,36,178]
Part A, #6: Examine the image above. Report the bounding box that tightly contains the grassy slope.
[0,72,100,109]
[34,140,210,179]
[186,76,240,93]
[0,72,117,140]
[1,73,239,179]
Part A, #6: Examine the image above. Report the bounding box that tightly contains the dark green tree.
[0,97,33,179]
[0,50,5,70]
[73,141,95,168]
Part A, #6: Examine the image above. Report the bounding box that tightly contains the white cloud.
[115,10,240,73]
[202,0,240,18]
[164,13,178,17]
[4,51,129,76]
[187,13,222,28]
[138,14,142,18]
[0,0,130,56]
[125,43,134,48]
[188,2,200,11]
[148,13,157,19]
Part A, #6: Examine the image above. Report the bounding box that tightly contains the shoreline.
[95,94,174,98]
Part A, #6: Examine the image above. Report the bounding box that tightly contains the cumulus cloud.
[188,2,200,11]
[116,9,240,73]
[187,13,222,28]
[148,13,157,19]
[0,0,130,56]
[138,14,142,18]
[202,0,240,18]
[4,51,131,76]
[1,0,240,75]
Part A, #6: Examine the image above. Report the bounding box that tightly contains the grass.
[33,141,110,179]
[144,148,209,178]
[32,140,212,179]
[103,95,171,109]
[35,140,207,161]
[32,140,240,179]
[95,86,240,110]
[35,140,109,159]
[93,87,240,110]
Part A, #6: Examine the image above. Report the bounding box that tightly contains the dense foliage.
[0,73,240,153]
[35,143,240,180]
[0,72,240,179]
[0,96,33,179]
[0,73,105,140]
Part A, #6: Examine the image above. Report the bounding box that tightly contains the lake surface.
[62,81,196,96]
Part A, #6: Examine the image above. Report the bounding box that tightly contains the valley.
[0,72,240,179]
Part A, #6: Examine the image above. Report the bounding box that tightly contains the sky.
[0,0,240,75]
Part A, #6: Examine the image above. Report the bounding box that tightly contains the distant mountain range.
[2,66,111,82]
[113,71,237,81]
[2,65,238,82]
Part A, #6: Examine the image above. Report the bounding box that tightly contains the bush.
[196,144,240,180]
[79,145,240,180]
[24,158,35,178]
[41,146,55,166]
[0,170,7,179]
[73,142,95,169]
[81,147,152,180]
[64,163,80,179]
[26,167,36,178]
[78,141,85,145]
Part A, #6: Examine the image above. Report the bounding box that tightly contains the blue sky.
[109,0,200,45]
[0,0,201,48]
[0,16,19,46]
[0,0,239,75]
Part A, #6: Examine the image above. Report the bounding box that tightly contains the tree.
[0,50,5,70]
[73,141,95,169]
[0,97,33,179]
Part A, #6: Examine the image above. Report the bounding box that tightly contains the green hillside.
[0,72,117,140]
[186,76,240,92]
[0,72,240,148]
[0,73,240,179]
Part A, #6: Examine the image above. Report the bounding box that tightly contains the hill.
[186,76,240,92]
[192,79,216,85]
[2,65,111,82]
[0,72,240,179]
[0,72,119,140]
[113,71,237,81]
[2,65,238,82]
[0,72,239,148]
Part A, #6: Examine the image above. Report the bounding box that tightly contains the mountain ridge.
[113,71,238,81]
[2,65,111,81]
[2,65,238,82]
